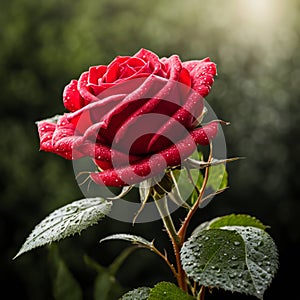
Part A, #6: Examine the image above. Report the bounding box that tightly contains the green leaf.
[85,255,123,300]
[119,287,151,300]
[14,197,112,258]
[100,233,153,249]
[181,226,278,299]
[209,214,267,230]
[108,247,136,275]
[93,271,124,300]
[192,214,267,235]
[85,251,133,300]
[49,245,82,300]
[148,282,195,300]
[170,168,203,206]
[206,163,228,191]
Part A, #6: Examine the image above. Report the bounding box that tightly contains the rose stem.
[198,286,206,300]
[177,142,213,244]
[154,196,188,292]
[150,246,178,279]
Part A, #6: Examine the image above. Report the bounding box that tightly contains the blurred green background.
[1,0,299,299]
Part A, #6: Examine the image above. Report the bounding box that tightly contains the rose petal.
[90,121,219,186]
[134,48,166,77]
[37,118,78,160]
[111,55,183,148]
[66,93,126,131]
[99,75,161,140]
[78,71,99,103]
[88,65,107,84]
[146,90,204,152]
[37,121,56,152]
[183,58,217,97]
[63,80,85,112]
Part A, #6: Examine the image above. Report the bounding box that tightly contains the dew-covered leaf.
[192,214,267,235]
[100,233,153,249]
[119,287,151,300]
[208,214,267,230]
[15,197,112,258]
[148,282,195,300]
[181,226,278,299]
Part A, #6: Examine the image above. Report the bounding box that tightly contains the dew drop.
[261,273,267,279]
[231,255,238,261]
[233,241,240,246]
[230,263,239,269]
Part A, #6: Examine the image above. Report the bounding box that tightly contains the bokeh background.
[1,0,299,299]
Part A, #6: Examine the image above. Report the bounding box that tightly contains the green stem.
[154,196,188,292]
[178,142,213,244]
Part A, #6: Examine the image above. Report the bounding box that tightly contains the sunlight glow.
[238,0,278,23]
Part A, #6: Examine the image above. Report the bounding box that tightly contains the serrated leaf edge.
[14,197,112,259]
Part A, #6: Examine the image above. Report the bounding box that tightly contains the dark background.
[1,0,299,299]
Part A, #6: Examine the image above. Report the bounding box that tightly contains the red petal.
[134,48,165,76]
[147,90,204,152]
[37,121,56,151]
[88,65,107,84]
[111,55,183,148]
[182,58,217,97]
[78,71,99,103]
[178,67,192,88]
[90,122,219,187]
[63,80,84,112]
[103,61,119,83]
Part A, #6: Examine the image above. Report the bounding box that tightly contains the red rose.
[37,49,218,187]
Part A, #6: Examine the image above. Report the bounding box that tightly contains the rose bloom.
[37,49,218,187]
